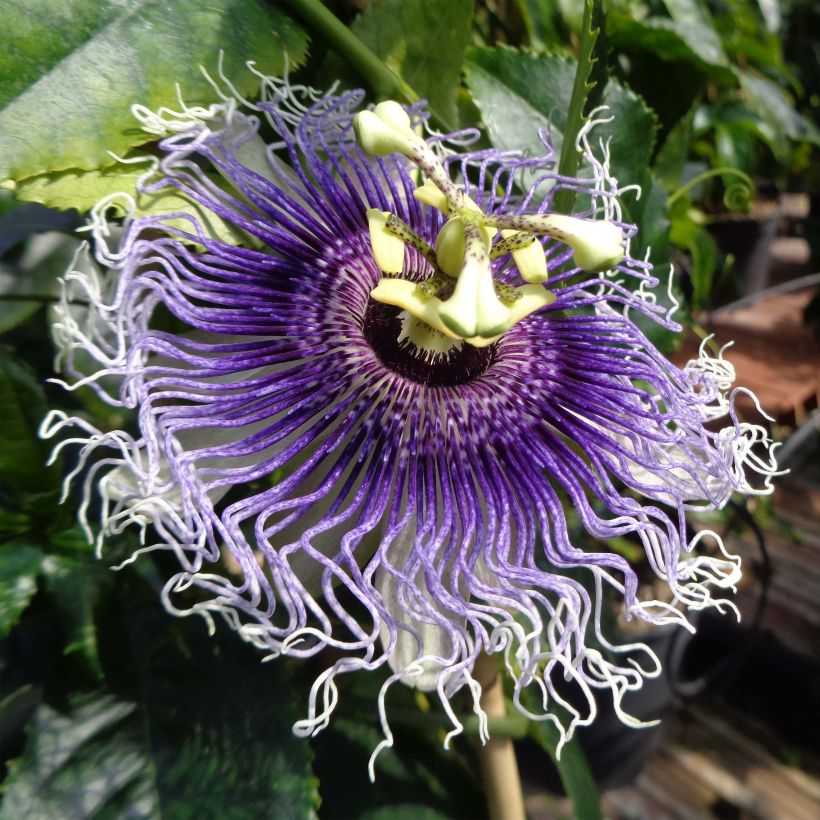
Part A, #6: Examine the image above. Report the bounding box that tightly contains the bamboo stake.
[474,653,527,820]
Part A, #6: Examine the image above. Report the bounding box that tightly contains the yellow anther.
[372,100,413,132]
[366,209,406,274]
[543,215,624,272]
[500,229,548,283]
[413,180,485,217]
[413,180,449,213]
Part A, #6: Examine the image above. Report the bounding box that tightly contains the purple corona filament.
[42,71,779,773]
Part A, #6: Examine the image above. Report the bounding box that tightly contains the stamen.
[486,213,625,272]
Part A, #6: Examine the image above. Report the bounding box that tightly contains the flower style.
[42,70,779,770]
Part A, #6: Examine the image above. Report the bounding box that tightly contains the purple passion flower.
[43,73,779,769]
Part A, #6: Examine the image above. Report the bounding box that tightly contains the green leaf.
[661,0,728,68]
[669,196,718,311]
[464,48,575,161]
[0,541,42,638]
[1,695,148,820]
[15,164,252,245]
[349,0,474,128]
[626,175,682,355]
[464,47,656,203]
[598,80,658,194]
[0,0,308,183]
[0,351,59,496]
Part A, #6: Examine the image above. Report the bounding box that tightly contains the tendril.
[668,167,754,213]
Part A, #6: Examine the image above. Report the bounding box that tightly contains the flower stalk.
[474,653,526,820]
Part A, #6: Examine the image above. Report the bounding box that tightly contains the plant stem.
[553,0,601,215]
[473,653,526,820]
[281,0,419,106]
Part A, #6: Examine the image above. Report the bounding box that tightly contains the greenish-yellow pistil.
[354,101,626,349]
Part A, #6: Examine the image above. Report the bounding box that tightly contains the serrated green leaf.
[464,47,575,160]
[15,164,251,245]
[599,80,658,193]
[349,0,474,128]
[0,0,308,182]
[0,352,60,496]
[0,542,42,638]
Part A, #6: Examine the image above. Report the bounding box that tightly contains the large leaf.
[464,47,575,161]
[349,0,474,129]
[0,541,42,638]
[14,164,252,245]
[654,106,696,189]
[0,0,308,182]
[2,655,318,818]
[40,554,111,680]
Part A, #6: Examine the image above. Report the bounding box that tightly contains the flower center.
[353,100,626,349]
[362,299,497,387]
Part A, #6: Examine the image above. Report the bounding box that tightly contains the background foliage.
[1,1,817,817]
